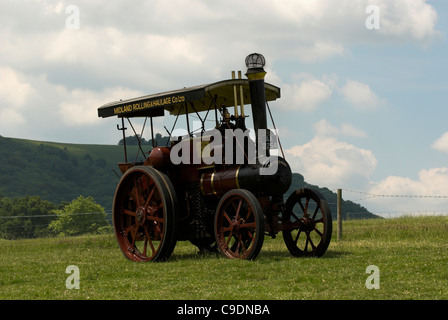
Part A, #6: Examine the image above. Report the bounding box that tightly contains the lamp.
[245,53,266,70]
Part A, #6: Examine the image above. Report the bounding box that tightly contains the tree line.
[0,194,112,239]
[118,133,170,146]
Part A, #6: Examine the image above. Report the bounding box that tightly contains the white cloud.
[285,119,375,188]
[0,66,34,108]
[367,167,448,214]
[0,0,442,144]
[1,0,441,75]
[0,67,35,136]
[371,168,448,196]
[282,78,333,111]
[377,0,442,43]
[313,119,367,138]
[278,74,385,113]
[285,136,377,189]
[340,79,384,109]
[295,41,347,63]
[431,132,448,154]
[59,86,144,127]
[340,123,368,138]
[284,119,448,215]
[0,109,27,134]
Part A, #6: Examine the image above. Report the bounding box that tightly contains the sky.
[1,0,448,216]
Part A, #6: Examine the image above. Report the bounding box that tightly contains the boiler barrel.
[200,157,292,197]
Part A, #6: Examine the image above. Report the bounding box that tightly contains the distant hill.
[285,173,378,220]
[0,136,142,210]
[0,136,376,218]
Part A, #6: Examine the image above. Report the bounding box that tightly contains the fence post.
[337,189,342,241]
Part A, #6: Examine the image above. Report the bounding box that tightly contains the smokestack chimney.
[245,53,269,158]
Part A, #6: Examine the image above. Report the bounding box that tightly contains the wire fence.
[0,211,113,240]
[1,188,448,240]
[338,188,448,219]
[341,188,448,201]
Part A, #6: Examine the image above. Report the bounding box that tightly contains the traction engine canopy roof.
[97,79,280,119]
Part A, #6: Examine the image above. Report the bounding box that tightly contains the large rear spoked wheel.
[214,189,264,260]
[113,166,178,262]
[283,188,332,257]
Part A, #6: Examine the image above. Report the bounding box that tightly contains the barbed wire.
[340,188,448,201]
[0,211,112,219]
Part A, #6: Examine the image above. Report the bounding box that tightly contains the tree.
[118,134,150,146]
[0,195,57,239]
[48,195,111,236]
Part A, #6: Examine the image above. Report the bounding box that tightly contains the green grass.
[1,216,447,300]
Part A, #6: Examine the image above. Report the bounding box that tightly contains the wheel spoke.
[240,222,256,229]
[113,167,176,262]
[130,225,139,248]
[223,210,233,224]
[304,198,309,217]
[307,233,316,251]
[244,206,253,221]
[145,185,156,208]
[147,216,164,223]
[283,189,332,257]
[123,209,136,217]
[144,226,156,258]
[313,227,323,237]
[235,235,242,254]
[143,234,148,257]
[235,199,242,220]
[312,205,320,220]
[294,229,301,245]
[225,232,234,246]
[298,201,306,215]
[215,190,264,260]
[223,226,233,233]
[291,211,301,222]
[125,224,136,237]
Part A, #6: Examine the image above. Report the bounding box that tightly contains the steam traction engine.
[97,54,332,261]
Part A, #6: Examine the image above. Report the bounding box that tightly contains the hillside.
[0,136,143,210]
[0,135,375,218]
[286,173,376,219]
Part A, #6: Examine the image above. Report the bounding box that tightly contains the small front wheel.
[214,189,264,260]
[282,188,332,257]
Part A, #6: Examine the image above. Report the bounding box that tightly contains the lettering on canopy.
[113,95,186,115]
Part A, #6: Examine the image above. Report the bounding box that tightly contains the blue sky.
[1,0,447,215]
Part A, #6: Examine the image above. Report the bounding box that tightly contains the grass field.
[1,216,447,300]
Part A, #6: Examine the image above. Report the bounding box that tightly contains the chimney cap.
[245,53,266,69]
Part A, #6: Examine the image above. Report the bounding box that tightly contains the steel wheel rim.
[113,168,167,262]
[283,189,332,257]
[215,190,263,260]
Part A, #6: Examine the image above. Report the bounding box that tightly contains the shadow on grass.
[169,248,349,262]
[259,249,349,259]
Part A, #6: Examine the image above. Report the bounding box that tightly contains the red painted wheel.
[112,166,178,262]
[283,188,332,257]
[214,189,264,260]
